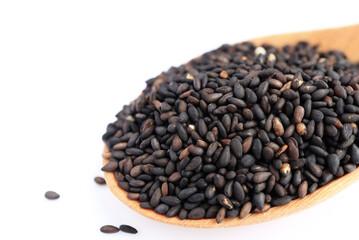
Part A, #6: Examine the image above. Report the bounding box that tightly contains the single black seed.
[351,144,359,164]
[341,114,359,123]
[309,145,329,158]
[216,207,226,224]
[223,181,233,197]
[167,205,182,217]
[118,181,130,191]
[178,187,198,200]
[240,154,256,168]
[253,192,265,210]
[140,202,153,209]
[126,148,144,156]
[150,167,165,176]
[129,179,145,187]
[308,162,323,178]
[327,154,340,174]
[298,181,308,198]
[234,82,245,99]
[198,119,207,137]
[94,177,106,185]
[339,135,355,150]
[178,208,188,220]
[161,196,181,206]
[245,88,257,104]
[253,172,272,183]
[119,224,138,234]
[290,158,306,170]
[45,191,60,200]
[262,147,274,162]
[271,196,292,206]
[227,208,239,218]
[217,146,230,168]
[188,105,200,123]
[312,89,330,101]
[344,164,356,173]
[188,145,204,156]
[204,205,219,219]
[282,89,298,100]
[206,93,223,103]
[252,138,263,160]
[292,72,304,90]
[207,142,219,157]
[100,225,119,234]
[188,207,206,219]
[214,174,226,189]
[155,203,170,214]
[342,124,353,140]
[101,160,118,172]
[253,104,265,121]
[274,183,286,197]
[205,185,216,199]
[311,109,324,122]
[239,202,252,219]
[217,194,233,209]
[150,188,162,207]
[185,156,202,171]
[258,69,275,78]
[230,138,242,158]
[177,123,188,142]
[217,122,227,138]
[188,193,205,203]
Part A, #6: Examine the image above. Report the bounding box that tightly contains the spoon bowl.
[103,24,359,228]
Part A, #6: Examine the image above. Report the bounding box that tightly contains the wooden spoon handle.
[251,24,359,62]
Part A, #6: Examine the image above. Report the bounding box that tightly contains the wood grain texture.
[103,24,359,228]
[250,24,359,62]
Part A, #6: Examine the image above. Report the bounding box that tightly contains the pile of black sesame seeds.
[102,41,359,223]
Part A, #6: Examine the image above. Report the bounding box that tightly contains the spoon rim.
[103,146,359,228]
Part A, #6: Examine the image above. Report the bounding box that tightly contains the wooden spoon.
[103,24,359,228]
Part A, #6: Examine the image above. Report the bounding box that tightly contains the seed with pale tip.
[294,106,305,124]
[220,70,228,79]
[296,123,307,135]
[275,144,288,158]
[255,46,266,56]
[186,73,194,79]
[280,81,292,92]
[280,163,291,176]
[267,53,276,62]
[273,117,284,136]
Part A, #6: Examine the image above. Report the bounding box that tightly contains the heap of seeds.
[102,41,359,223]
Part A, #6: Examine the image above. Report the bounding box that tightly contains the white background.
[1,0,359,239]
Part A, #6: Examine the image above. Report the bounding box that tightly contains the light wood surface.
[250,24,359,62]
[103,24,359,228]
